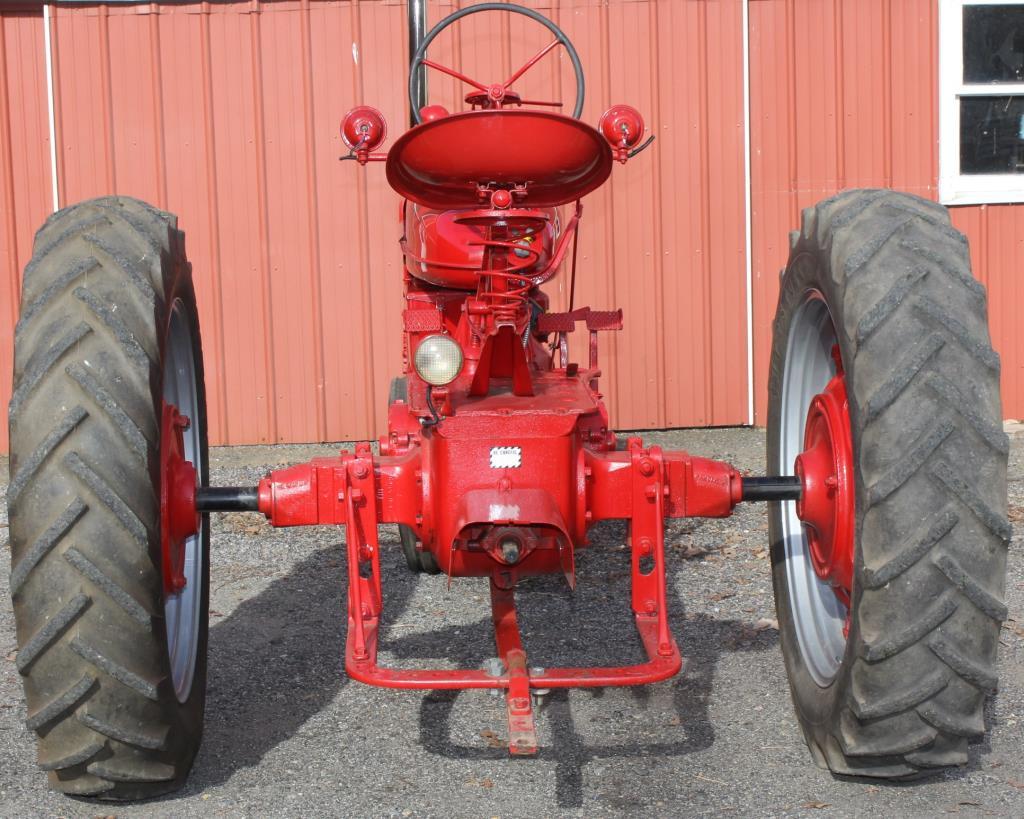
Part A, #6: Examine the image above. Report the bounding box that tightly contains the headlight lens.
[413,335,463,386]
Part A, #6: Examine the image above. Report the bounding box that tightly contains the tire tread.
[7,195,205,798]
[769,189,1008,779]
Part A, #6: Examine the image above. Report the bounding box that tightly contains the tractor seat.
[386,110,613,209]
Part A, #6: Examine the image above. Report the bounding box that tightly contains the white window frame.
[940,0,1024,205]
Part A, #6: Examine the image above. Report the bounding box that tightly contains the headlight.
[413,335,463,386]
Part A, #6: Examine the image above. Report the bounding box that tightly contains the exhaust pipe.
[408,0,427,125]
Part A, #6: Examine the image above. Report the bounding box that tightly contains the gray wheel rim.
[162,299,203,703]
[777,290,848,687]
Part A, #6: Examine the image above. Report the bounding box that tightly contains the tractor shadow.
[193,524,778,807]
[402,531,779,809]
[412,614,777,811]
[195,543,351,789]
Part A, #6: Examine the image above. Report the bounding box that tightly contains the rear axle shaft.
[194,475,802,515]
[195,487,259,512]
[740,476,802,502]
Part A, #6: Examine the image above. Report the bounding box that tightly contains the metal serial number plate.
[489,446,522,469]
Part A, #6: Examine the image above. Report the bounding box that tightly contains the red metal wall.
[749,0,1024,424]
[0,5,53,455]
[0,0,748,452]
[1,0,1021,452]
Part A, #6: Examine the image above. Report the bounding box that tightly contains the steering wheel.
[409,2,585,125]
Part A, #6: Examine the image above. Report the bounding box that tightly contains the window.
[940,1,1024,204]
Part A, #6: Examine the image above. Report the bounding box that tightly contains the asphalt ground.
[1,426,1023,818]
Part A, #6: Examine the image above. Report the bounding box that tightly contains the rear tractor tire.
[767,189,1009,778]
[7,196,208,798]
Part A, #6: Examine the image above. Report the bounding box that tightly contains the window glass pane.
[964,5,1024,82]
[961,95,1024,173]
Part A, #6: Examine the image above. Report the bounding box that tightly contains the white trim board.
[939,0,1024,205]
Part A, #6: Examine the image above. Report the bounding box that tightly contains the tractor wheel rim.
[162,299,203,703]
[795,367,854,606]
[778,290,849,687]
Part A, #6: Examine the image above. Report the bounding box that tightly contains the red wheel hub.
[161,402,199,596]
[794,347,855,609]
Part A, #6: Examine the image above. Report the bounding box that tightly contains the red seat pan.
[385,110,613,209]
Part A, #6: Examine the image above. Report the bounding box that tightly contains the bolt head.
[491,188,512,209]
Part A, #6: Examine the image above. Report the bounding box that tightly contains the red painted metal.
[419,104,450,123]
[259,438,693,754]
[260,69,747,718]
[251,365,748,755]
[385,110,612,209]
[490,580,539,756]
[160,402,198,597]
[599,104,645,163]
[340,105,388,163]
[254,418,747,752]
[240,3,755,742]
[400,203,559,290]
[794,348,854,608]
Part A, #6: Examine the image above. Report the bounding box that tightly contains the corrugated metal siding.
[948,205,1024,421]
[0,0,748,451]
[3,0,1022,452]
[748,0,937,423]
[0,5,53,455]
[748,0,1024,424]
[48,0,416,447]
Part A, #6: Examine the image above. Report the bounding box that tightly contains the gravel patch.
[1,427,1023,817]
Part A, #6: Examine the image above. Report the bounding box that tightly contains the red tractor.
[7,2,1009,799]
